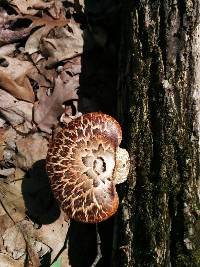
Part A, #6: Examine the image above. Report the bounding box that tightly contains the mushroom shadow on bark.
[21,159,60,225]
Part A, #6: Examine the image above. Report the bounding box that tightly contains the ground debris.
[0,0,119,265]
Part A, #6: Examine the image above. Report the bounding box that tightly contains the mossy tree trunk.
[115,1,200,266]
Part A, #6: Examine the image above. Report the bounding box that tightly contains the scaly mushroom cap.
[46,112,129,223]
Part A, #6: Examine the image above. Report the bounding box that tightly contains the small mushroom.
[46,112,130,223]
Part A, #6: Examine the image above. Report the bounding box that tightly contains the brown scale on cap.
[46,112,130,223]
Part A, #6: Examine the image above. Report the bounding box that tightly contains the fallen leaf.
[0,28,31,46]
[25,16,69,55]
[11,168,25,182]
[31,14,68,26]
[0,201,47,266]
[34,75,79,133]
[0,117,6,127]
[36,212,69,262]
[3,225,26,260]
[0,8,32,45]
[0,179,26,222]
[0,206,14,236]
[28,0,65,19]
[0,252,25,267]
[0,89,33,130]
[15,217,68,265]
[0,168,15,177]
[0,44,17,57]
[8,0,54,15]
[0,56,34,102]
[40,20,83,67]
[0,128,9,162]
[32,240,50,259]
[25,26,47,55]
[0,126,16,164]
[15,133,48,170]
[0,70,34,103]
[63,56,81,76]
[0,56,33,80]
[15,221,41,267]
[34,57,56,85]
[47,0,64,19]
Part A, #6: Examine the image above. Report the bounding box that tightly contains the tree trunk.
[115,1,200,266]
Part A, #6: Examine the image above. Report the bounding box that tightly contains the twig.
[91,223,102,267]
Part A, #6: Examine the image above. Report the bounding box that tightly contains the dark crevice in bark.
[137,6,149,59]
[148,47,164,184]
[177,0,186,28]
[159,1,167,76]
[170,143,187,265]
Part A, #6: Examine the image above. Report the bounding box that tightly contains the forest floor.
[0,0,120,266]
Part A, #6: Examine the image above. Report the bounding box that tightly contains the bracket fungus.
[46,112,130,223]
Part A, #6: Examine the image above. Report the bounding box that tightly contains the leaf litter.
[0,0,120,266]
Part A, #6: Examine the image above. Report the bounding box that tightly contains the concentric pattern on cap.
[46,112,125,223]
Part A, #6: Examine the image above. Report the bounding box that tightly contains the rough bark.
[116,1,200,266]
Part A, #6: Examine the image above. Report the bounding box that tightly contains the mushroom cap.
[115,147,130,184]
[46,112,127,223]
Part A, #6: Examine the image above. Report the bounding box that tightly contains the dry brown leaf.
[47,0,64,19]
[17,218,68,264]
[0,28,31,46]
[0,56,33,80]
[9,0,54,15]
[0,44,17,57]
[0,180,26,222]
[15,133,48,170]
[0,206,14,237]
[29,14,68,29]
[0,168,15,177]
[40,21,83,67]
[0,56,34,103]
[25,16,69,54]
[9,0,64,18]
[0,89,33,131]
[0,128,9,162]
[0,127,16,164]
[31,0,55,11]
[27,63,52,96]
[0,193,48,265]
[30,0,64,19]
[0,70,34,103]
[3,225,26,260]
[0,218,50,266]
[33,57,57,84]
[36,212,69,262]
[63,56,81,75]
[0,117,6,127]
[0,253,25,267]
[0,8,32,45]
[11,168,25,182]
[25,26,47,55]
[15,221,41,267]
[34,75,79,133]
